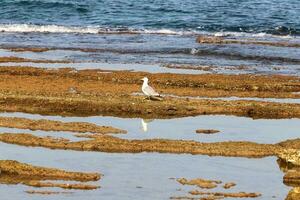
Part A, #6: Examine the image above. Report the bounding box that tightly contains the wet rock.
[278,149,300,166]
[195,36,300,48]
[196,129,220,134]
[26,180,99,190]
[286,188,300,200]
[0,66,299,119]
[25,190,73,195]
[196,36,224,44]
[0,133,281,158]
[0,160,101,181]
[189,190,261,198]
[146,109,152,114]
[223,182,236,189]
[277,158,300,173]
[0,116,126,134]
[0,160,101,192]
[284,170,300,186]
[279,140,300,152]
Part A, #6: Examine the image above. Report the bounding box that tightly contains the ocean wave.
[0,24,191,35]
[0,24,299,40]
[213,31,294,39]
[0,24,100,34]
[15,0,82,8]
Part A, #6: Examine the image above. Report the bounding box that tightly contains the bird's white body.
[141,77,159,97]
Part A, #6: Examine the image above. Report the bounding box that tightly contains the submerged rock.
[177,178,221,189]
[196,35,224,44]
[196,129,220,134]
[189,190,261,198]
[223,182,236,189]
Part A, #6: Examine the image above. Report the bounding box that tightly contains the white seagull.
[141,77,160,99]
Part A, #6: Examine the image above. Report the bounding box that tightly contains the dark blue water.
[0,0,299,35]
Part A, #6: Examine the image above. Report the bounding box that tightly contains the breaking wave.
[0,24,299,39]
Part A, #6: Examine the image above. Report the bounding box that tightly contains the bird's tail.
[150,96,163,101]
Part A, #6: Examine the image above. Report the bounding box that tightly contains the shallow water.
[0,61,206,74]
[1,52,300,75]
[0,112,297,199]
[0,127,84,142]
[0,112,299,144]
[0,143,289,200]
[0,32,300,76]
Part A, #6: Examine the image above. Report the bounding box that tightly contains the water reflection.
[0,112,299,144]
[277,158,300,200]
[141,119,154,132]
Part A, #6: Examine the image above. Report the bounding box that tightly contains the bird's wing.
[144,85,159,96]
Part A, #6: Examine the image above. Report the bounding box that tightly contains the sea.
[0,0,299,74]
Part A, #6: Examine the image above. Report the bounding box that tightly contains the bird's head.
[141,77,148,82]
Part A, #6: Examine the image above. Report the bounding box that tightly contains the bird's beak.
[140,78,144,81]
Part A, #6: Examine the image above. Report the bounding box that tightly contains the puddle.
[0,112,299,144]
[0,61,207,74]
[0,127,85,142]
[0,112,297,199]
[0,49,79,61]
[0,142,289,200]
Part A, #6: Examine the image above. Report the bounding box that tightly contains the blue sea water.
[0,0,299,35]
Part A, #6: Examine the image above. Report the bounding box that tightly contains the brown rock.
[25,190,73,195]
[177,178,221,189]
[0,160,101,181]
[189,190,261,198]
[284,170,300,186]
[286,188,300,200]
[26,181,99,190]
[0,116,126,134]
[278,149,300,166]
[196,129,220,134]
[223,182,236,189]
[0,133,282,158]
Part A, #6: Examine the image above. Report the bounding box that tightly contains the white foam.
[0,24,193,35]
[0,24,100,34]
[0,24,298,40]
[213,31,295,39]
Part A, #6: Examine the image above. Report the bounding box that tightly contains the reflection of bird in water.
[141,119,154,132]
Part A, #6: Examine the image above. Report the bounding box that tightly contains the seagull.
[141,77,161,99]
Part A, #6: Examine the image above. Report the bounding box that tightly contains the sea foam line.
[0,24,298,40]
[0,24,189,35]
